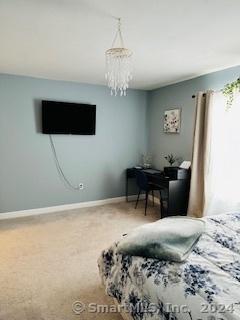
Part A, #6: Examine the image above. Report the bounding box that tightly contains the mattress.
[98,213,240,320]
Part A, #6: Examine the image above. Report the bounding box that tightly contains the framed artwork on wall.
[164,108,181,133]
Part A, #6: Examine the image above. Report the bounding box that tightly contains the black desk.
[126,167,190,218]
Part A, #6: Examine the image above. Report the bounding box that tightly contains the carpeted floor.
[0,201,159,320]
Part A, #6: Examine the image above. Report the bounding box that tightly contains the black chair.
[135,170,162,216]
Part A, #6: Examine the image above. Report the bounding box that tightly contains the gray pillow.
[116,216,205,262]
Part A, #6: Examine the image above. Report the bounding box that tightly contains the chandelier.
[105,18,132,96]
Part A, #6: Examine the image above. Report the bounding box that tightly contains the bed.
[98,213,240,320]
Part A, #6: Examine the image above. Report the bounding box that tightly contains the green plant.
[164,154,178,166]
[222,78,240,109]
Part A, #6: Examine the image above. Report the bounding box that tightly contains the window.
[205,92,240,215]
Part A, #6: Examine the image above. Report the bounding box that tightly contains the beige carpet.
[0,201,159,320]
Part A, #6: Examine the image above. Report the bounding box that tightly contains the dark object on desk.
[126,167,190,218]
[164,166,189,180]
[142,169,161,175]
[135,170,162,216]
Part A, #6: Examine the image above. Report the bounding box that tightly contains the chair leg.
[145,191,149,216]
[135,189,141,209]
[152,190,154,206]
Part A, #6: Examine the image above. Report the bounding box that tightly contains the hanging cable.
[49,135,81,191]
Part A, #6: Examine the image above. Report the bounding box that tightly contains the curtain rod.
[192,77,240,98]
[192,93,206,99]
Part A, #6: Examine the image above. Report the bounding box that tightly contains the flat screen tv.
[42,100,96,135]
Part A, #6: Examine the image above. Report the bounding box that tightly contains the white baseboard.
[0,194,145,221]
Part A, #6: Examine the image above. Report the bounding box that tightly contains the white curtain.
[204,91,240,216]
[188,90,240,217]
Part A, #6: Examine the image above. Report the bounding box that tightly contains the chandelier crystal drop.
[105,18,132,96]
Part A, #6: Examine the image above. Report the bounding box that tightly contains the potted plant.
[164,154,179,167]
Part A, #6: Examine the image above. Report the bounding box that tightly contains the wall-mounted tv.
[42,100,96,135]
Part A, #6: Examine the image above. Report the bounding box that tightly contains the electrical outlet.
[79,183,84,190]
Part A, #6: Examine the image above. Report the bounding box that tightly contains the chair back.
[135,170,148,191]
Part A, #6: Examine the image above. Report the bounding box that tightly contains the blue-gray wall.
[1,65,240,212]
[0,74,147,212]
[147,66,240,169]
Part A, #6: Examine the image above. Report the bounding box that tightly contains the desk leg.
[126,177,128,202]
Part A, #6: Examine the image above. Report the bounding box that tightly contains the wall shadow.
[33,99,42,133]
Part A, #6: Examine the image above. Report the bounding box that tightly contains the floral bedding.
[98,213,240,320]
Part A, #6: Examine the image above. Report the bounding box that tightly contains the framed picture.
[164,108,181,133]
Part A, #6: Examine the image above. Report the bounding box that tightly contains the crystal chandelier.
[105,18,132,96]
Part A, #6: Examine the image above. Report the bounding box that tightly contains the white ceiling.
[0,0,240,90]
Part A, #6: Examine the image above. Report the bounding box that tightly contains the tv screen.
[42,100,96,135]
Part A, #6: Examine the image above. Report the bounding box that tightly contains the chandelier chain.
[111,18,124,48]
